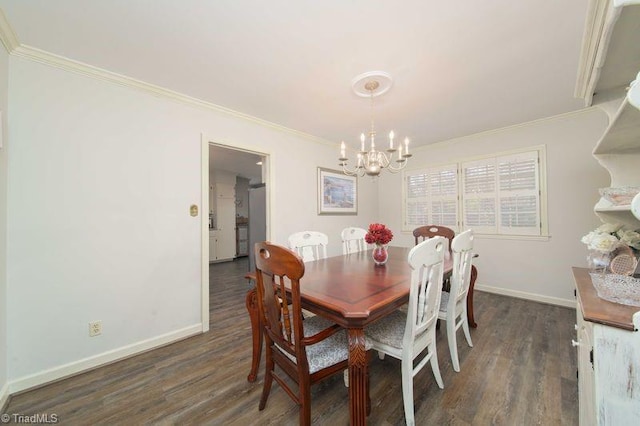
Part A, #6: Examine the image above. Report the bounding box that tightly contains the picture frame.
[317,167,357,215]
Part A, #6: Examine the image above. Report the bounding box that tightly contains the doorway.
[200,138,269,332]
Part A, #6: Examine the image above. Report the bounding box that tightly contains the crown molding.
[0,8,19,52]
[8,43,335,147]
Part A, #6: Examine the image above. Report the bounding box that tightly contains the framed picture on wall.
[317,167,357,215]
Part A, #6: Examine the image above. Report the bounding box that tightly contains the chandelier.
[339,72,411,177]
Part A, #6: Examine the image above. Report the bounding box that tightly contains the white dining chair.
[288,231,328,262]
[365,236,447,426]
[437,229,474,372]
[341,227,368,255]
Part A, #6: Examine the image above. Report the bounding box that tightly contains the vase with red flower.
[372,244,389,265]
[365,223,393,266]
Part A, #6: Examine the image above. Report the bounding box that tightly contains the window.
[404,164,459,232]
[403,146,546,237]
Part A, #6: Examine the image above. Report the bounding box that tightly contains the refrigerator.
[247,183,266,274]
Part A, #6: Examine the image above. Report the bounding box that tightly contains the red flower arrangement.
[365,223,393,246]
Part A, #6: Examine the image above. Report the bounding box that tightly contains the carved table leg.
[245,287,262,382]
[467,265,478,328]
[348,327,368,425]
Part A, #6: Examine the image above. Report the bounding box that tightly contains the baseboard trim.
[0,380,10,412]
[475,284,576,309]
[8,323,202,395]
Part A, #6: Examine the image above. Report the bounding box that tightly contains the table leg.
[245,287,262,382]
[467,265,478,328]
[348,327,368,425]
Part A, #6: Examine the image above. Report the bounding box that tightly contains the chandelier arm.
[341,162,366,177]
[385,161,408,172]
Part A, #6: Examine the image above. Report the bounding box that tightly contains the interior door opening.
[201,139,269,332]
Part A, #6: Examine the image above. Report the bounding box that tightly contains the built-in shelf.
[592,71,640,229]
[593,74,640,155]
[595,204,633,212]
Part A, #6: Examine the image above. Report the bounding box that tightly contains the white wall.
[0,37,9,407]
[5,57,378,388]
[377,108,610,305]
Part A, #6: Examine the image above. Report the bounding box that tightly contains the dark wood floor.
[3,258,578,425]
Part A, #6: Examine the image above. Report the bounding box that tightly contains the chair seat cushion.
[279,316,370,374]
[364,310,407,350]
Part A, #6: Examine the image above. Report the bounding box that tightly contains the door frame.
[200,134,271,332]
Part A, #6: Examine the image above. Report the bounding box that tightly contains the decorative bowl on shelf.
[599,186,640,206]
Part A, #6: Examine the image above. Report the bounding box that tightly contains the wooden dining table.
[245,246,478,425]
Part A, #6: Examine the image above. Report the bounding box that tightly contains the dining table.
[244,245,478,425]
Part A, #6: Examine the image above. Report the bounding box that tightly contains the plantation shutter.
[404,170,429,228]
[497,151,540,235]
[403,147,545,236]
[429,165,458,231]
[462,158,497,234]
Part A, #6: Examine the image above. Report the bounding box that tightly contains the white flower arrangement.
[581,223,640,254]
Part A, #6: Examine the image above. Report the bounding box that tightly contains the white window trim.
[402,145,549,238]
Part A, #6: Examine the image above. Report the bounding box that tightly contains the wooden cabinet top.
[573,267,639,331]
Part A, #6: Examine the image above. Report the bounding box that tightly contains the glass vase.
[587,250,610,274]
[372,244,389,266]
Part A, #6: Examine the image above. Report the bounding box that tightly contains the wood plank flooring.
[3,258,578,425]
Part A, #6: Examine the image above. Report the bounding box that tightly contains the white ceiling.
[0,1,589,153]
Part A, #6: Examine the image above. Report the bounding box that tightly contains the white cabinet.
[215,183,235,199]
[209,228,234,262]
[209,230,218,262]
[575,292,596,426]
[574,268,640,425]
[209,182,236,262]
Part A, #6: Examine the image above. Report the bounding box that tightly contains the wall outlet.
[89,320,102,337]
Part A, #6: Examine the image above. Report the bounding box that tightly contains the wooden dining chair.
[413,225,455,292]
[341,226,368,255]
[412,225,455,247]
[438,229,474,372]
[365,236,447,426]
[288,231,328,262]
[253,242,363,425]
